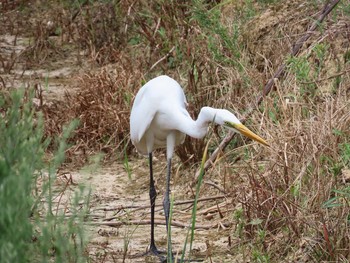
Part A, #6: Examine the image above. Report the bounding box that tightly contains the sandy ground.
[64,159,237,263]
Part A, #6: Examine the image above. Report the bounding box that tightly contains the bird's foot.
[147,245,180,263]
[136,245,168,263]
[160,255,205,263]
[149,244,166,257]
[129,246,166,262]
[150,247,204,263]
[132,245,204,263]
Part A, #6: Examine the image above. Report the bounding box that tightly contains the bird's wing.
[130,84,157,144]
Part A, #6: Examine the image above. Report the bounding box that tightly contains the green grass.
[323,140,350,211]
[192,0,241,66]
[179,140,210,262]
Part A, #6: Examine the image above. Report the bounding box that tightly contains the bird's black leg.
[149,152,164,256]
[163,157,173,260]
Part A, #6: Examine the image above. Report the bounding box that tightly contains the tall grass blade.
[181,140,210,262]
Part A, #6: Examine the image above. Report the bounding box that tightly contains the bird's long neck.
[178,107,218,139]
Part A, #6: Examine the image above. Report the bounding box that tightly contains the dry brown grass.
[41,61,144,163]
[200,1,350,260]
[221,81,350,260]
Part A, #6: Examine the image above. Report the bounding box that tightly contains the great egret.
[130,75,268,259]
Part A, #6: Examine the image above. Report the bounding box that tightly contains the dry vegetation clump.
[0,1,30,35]
[1,2,67,68]
[42,62,144,163]
[67,65,143,159]
[241,1,314,70]
[222,83,350,261]
[201,1,350,261]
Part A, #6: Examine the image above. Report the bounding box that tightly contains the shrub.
[0,89,89,263]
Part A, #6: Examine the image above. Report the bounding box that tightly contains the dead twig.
[91,219,232,230]
[204,180,227,194]
[149,46,175,71]
[0,75,6,89]
[93,194,227,212]
[193,0,341,183]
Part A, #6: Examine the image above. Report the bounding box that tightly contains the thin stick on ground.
[193,0,341,183]
[91,219,232,230]
[93,194,227,212]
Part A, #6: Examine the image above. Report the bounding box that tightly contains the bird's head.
[209,108,269,146]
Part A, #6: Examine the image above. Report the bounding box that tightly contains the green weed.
[181,140,210,262]
[340,142,350,167]
[192,0,241,66]
[0,89,89,263]
[287,55,311,83]
[233,208,245,239]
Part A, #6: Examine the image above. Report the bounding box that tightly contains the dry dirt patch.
[61,158,239,263]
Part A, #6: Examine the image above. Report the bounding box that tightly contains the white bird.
[130,75,268,259]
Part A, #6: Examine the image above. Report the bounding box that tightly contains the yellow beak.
[227,122,269,146]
